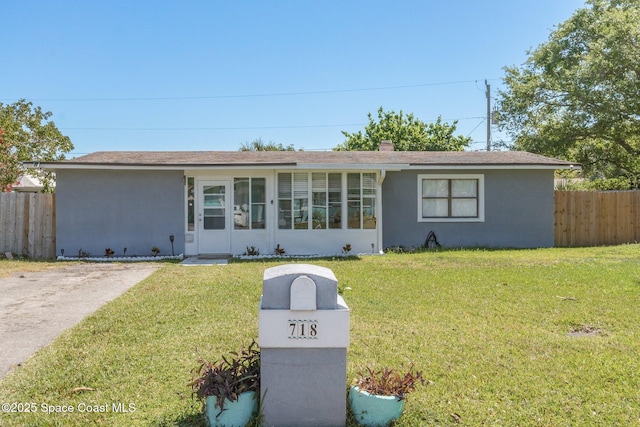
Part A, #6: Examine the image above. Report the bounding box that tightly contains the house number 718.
[288,320,318,339]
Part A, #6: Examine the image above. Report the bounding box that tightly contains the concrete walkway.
[0,262,161,378]
[180,257,228,265]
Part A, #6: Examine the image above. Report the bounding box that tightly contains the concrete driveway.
[0,262,161,378]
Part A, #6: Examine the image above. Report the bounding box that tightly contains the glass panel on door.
[203,185,226,230]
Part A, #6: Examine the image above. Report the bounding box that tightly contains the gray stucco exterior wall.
[382,169,556,249]
[55,169,184,257]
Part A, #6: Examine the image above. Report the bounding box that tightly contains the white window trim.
[417,174,485,223]
[233,177,267,231]
[276,171,378,231]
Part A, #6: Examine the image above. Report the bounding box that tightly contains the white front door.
[198,181,231,254]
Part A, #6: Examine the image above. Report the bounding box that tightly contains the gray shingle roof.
[41,150,576,169]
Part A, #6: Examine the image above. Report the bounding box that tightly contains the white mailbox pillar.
[259,264,350,427]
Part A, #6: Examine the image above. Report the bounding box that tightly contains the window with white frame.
[278,172,375,230]
[418,174,484,222]
[186,177,195,231]
[312,172,342,229]
[278,172,309,230]
[234,177,266,229]
[347,172,377,229]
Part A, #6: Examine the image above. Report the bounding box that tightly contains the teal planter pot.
[349,386,405,427]
[205,391,257,427]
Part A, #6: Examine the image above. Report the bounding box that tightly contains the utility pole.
[485,80,491,151]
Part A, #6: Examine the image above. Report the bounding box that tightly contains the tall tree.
[498,0,640,188]
[239,138,296,151]
[336,107,471,151]
[0,99,73,192]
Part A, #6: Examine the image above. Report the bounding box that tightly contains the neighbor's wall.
[55,169,184,257]
[382,169,555,249]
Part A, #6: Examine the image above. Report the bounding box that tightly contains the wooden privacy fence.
[0,192,55,259]
[555,190,640,247]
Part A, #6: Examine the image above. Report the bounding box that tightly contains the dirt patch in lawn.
[567,324,605,338]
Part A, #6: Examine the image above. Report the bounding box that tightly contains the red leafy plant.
[354,365,425,400]
[189,340,260,415]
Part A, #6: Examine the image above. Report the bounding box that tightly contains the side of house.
[55,169,185,258]
[55,166,381,257]
[46,150,573,258]
[383,168,555,248]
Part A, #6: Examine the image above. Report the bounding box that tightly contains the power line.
[8,79,501,102]
[466,119,486,137]
[61,124,366,131]
[59,116,485,132]
[67,139,510,156]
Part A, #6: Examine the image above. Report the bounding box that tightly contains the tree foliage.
[0,99,73,192]
[239,137,296,151]
[335,107,471,151]
[498,0,640,188]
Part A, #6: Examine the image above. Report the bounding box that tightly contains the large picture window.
[418,174,484,222]
[234,177,266,229]
[278,172,374,230]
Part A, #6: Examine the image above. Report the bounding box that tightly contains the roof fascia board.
[30,162,578,172]
[31,162,409,171]
[407,164,578,170]
[30,164,186,171]
[31,163,295,171]
[296,163,407,170]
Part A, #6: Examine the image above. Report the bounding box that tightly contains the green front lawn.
[1,245,639,426]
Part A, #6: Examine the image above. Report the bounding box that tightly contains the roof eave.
[407,163,578,170]
[27,162,297,171]
[28,161,579,171]
[30,161,409,171]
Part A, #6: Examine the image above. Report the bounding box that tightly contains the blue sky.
[3,1,585,157]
